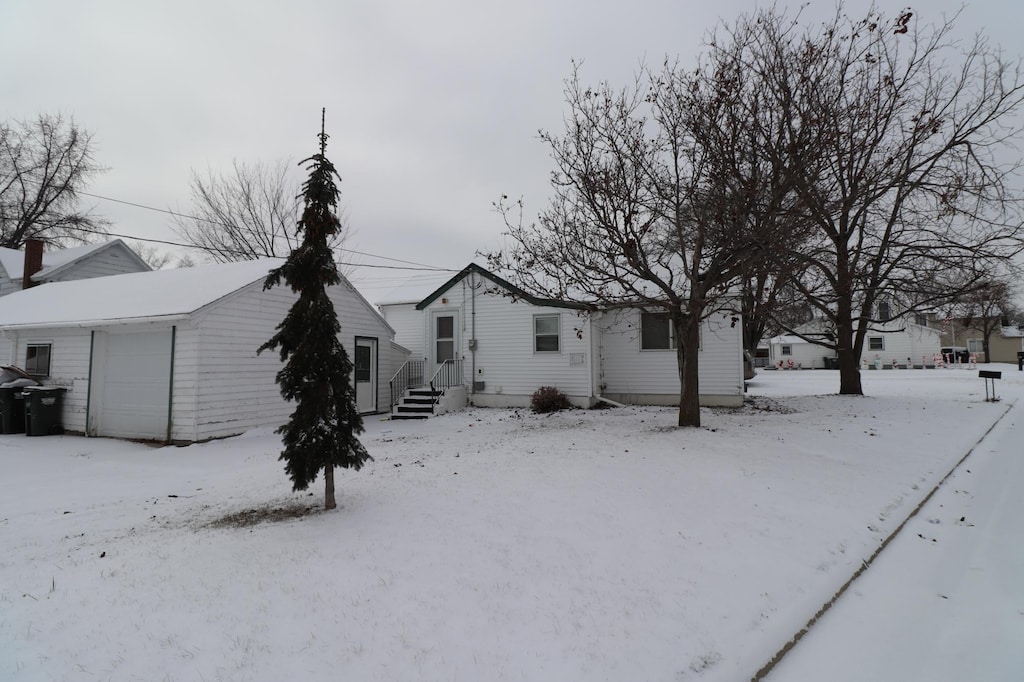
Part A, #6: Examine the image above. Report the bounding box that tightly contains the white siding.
[597,309,744,406]
[6,329,93,434]
[768,339,831,369]
[383,340,412,392]
[421,276,594,407]
[863,323,942,366]
[0,276,20,297]
[188,279,394,442]
[0,335,13,364]
[379,303,426,357]
[44,245,149,282]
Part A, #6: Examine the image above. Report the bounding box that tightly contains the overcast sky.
[3,1,1021,300]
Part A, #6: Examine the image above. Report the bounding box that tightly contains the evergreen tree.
[259,112,370,510]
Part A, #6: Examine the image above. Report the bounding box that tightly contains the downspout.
[85,330,95,437]
[470,272,476,398]
[166,326,176,444]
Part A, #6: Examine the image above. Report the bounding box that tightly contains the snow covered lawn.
[2,366,1021,681]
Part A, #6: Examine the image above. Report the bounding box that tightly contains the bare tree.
[126,240,195,270]
[741,272,813,360]
[490,56,797,427]
[947,274,1018,362]
[748,6,1024,393]
[0,113,108,248]
[172,158,349,263]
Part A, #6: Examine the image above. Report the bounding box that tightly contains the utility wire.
[76,190,456,272]
[65,224,449,272]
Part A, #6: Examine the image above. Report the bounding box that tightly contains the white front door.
[431,311,458,374]
[354,337,377,414]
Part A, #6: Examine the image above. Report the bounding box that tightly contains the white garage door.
[96,330,173,440]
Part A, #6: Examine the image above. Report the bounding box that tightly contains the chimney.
[22,238,44,290]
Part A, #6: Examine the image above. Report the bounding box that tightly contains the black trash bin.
[1018,351,1024,371]
[23,387,67,436]
[0,387,28,433]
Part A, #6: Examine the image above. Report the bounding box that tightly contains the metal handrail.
[428,359,464,404]
[389,359,425,407]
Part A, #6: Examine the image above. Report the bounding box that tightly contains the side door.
[430,311,458,376]
[354,337,377,414]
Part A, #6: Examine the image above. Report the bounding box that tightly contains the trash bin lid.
[0,366,39,386]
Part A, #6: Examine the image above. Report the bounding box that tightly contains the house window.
[435,315,455,362]
[877,300,891,322]
[780,345,792,356]
[26,343,51,377]
[967,338,984,354]
[354,344,372,382]
[914,313,929,327]
[641,312,676,350]
[869,336,884,351]
[534,314,560,352]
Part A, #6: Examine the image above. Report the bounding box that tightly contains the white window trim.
[26,342,52,378]
[780,345,792,356]
[868,336,885,351]
[639,311,677,351]
[534,313,561,353]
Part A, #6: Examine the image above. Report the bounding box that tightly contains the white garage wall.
[7,328,97,435]
[187,279,394,442]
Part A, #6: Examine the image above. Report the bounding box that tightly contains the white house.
[0,238,151,296]
[0,259,403,442]
[768,313,943,369]
[767,334,834,369]
[379,263,745,414]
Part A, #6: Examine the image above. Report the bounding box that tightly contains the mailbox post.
[979,370,1002,402]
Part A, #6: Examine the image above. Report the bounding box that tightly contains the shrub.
[530,386,571,413]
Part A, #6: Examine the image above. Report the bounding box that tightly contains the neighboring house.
[768,305,942,369]
[0,238,151,296]
[0,259,403,443]
[767,334,830,369]
[378,263,744,415]
[939,318,1024,363]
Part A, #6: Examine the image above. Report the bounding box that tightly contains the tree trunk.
[675,316,702,428]
[835,304,863,395]
[324,466,337,510]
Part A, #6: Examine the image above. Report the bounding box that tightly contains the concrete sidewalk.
[764,398,1024,681]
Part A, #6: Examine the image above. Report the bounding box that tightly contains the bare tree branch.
[0,113,108,248]
[171,158,350,263]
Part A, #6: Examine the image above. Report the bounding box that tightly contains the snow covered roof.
[768,334,807,345]
[0,258,284,329]
[1000,325,1024,338]
[0,239,149,281]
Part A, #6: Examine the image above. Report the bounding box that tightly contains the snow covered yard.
[2,366,1022,681]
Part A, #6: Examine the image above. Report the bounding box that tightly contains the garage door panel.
[97,331,172,439]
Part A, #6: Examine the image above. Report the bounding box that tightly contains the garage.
[0,259,401,442]
[91,329,173,440]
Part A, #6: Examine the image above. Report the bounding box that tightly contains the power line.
[75,190,457,272]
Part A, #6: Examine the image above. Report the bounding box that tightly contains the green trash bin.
[0,386,28,434]
[23,387,67,436]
